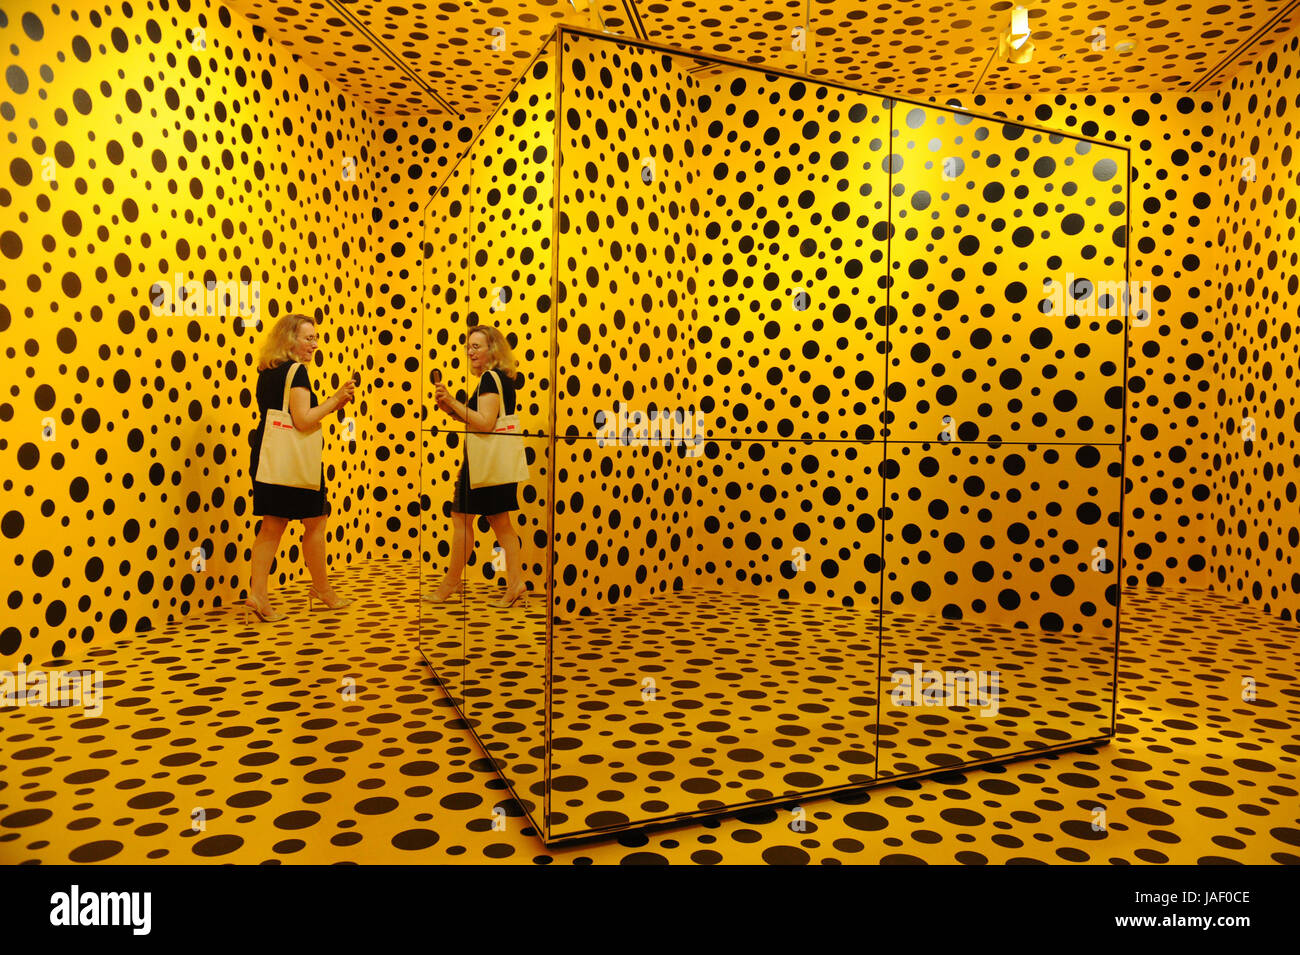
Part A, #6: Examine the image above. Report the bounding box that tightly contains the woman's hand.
[330,378,355,411]
[434,381,453,411]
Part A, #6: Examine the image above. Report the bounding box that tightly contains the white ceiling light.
[998,5,1036,64]
[568,0,609,32]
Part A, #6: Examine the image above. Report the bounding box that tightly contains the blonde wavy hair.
[468,324,519,377]
[256,313,315,371]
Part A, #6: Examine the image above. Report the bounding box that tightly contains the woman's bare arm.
[455,392,499,433]
[289,387,339,432]
[439,395,466,423]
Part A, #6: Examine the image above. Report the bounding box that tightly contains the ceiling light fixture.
[997,5,1036,64]
[568,0,609,33]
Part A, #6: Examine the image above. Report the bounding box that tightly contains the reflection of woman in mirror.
[428,325,528,608]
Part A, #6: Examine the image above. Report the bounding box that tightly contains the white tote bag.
[467,368,530,489]
[255,362,323,490]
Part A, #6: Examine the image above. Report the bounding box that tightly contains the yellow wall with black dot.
[2,2,1297,666]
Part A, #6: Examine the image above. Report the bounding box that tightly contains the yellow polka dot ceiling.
[2,0,1299,862]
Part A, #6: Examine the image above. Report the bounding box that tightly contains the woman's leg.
[250,515,289,606]
[485,511,524,596]
[433,511,474,597]
[302,514,330,590]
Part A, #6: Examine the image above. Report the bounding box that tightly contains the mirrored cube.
[419,25,1128,845]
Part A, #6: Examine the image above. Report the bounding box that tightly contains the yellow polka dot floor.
[4,0,1300,872]
[2,561,1297,864]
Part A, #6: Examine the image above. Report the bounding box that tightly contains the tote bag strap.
[485,367,514,419]
[280,362,302,413]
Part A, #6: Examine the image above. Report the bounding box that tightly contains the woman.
[244,313,356,622]
[428,325,528,609]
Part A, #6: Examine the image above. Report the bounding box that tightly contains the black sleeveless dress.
[452,368,521,515]
[250,362,330,519]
